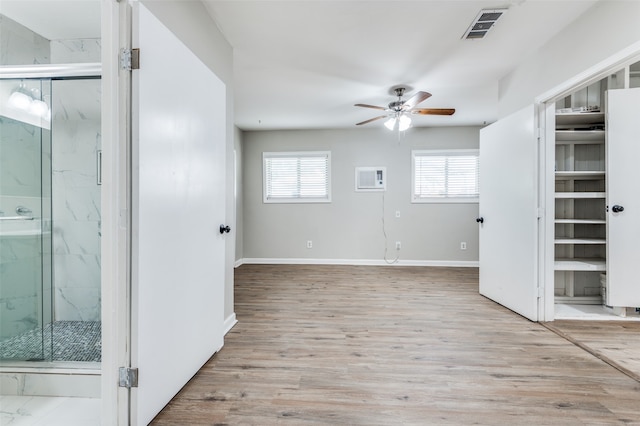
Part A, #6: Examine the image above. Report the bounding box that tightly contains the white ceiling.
[1,0,599,131]
[203,0,598,130]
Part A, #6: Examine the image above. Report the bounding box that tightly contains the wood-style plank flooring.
[152,265,640,425]
[544,320,640,382]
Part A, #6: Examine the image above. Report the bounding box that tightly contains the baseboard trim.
[234,259,244,268]
[239,258,479,268]
[223,313,238,335]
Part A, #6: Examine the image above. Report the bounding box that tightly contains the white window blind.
[263,151,331,203]
[412,149,479,202]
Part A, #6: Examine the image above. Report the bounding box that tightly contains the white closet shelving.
[552,61,640,314]
[554,98,607,304]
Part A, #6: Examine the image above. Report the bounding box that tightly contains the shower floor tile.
[0,321,101,362]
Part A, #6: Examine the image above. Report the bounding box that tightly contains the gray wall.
[141,1,236,322]
[234,126,244,263]
[241,126,480,264]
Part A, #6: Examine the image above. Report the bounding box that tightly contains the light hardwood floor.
[152,265,640,425]
[544,320,640,382]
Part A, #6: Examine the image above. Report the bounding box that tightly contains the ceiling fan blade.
[402,91,432,109]
[354,103,387,111]
[356,115,388,125]
[411,108,456,116]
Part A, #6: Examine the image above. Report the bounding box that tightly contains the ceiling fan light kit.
[355,86,454,131]
[384,112,412,131]
[384,117,397,131]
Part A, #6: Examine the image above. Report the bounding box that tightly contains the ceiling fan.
[355,87,455,131]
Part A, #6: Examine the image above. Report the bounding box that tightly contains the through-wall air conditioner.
[355,167,386,191]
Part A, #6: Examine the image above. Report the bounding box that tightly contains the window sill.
[412,197,479,204]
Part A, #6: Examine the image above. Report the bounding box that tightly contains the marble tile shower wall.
[52,111,101,321]
[0,14,99,66]
[51,39,101,63]
[0,15,49,65]
[0,14,101,327]
[51,40,101,322]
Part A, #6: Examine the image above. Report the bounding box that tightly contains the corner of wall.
[498,0,640,118]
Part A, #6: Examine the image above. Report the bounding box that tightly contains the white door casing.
[479,105,539,321]
[606,88,640,307]
[131,3,226,424]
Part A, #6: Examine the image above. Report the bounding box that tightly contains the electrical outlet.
[307,240,313,249]
[460,242,467,250]
[395,241,401,250]
[395,210,401,218]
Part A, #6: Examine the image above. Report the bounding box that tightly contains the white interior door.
[606,88,640,307]
[479,105,539,321]
[131,3,226,424]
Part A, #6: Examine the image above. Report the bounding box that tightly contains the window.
[412,149,479,203]
[263,151,331,203]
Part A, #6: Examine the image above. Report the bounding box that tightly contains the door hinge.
[536,127,544,140]
[537,207,545,219]
[119,48,140,71]
[537,287,544,298]
[118,367,139,388]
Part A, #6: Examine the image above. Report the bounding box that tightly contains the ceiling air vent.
[462,8,508,40]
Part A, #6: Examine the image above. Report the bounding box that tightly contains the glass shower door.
[0,78,53,361]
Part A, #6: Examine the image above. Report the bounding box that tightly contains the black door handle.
[219,224,231,234]
[476,217,484,224]
[612,205,624,213]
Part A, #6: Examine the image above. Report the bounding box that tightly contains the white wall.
[242,126,480,265]
[498,0,640,117]
[140,1,235,321]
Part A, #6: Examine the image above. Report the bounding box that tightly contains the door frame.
[101,0,132,424]
[535,42,640,322]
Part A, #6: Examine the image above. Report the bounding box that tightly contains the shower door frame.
[0,64,102,365]
[0,64,101,79]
